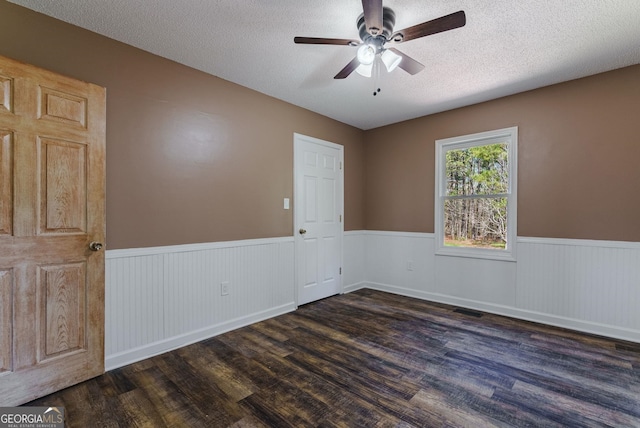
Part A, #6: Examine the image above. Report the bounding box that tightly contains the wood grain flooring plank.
[24,289,640,427]
[201,337,282,391]
[234,327,295,357]
[241,377,344,427]
[491,385,611,428]
[179,342,257,402]
[227,415,272,428]
[410,388,505,428]
[30,379,130,428]
[249,319,294,342]
[93,371,127,398]
[128,365,210,427]
[286,329,421,403]
[283,344,444,426]
[153,350,248,426]
[215,330,264,359]
[449,337,640,406]
[287,309,449,388]
[288,325,413,383]
[420,368,564,428]
[446,349,640,419]
[118,388,168,427]
[104,366,138,395]
[252,350,404,427]
[419,355,514,397]
[529,334,635,370]
[510,379,640,427]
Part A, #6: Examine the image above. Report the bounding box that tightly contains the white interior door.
[294,134,343,306]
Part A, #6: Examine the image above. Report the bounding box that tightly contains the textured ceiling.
[9,0,640,130]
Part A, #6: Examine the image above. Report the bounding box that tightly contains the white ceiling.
[9,0,640,130]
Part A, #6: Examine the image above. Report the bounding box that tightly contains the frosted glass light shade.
[381,49,402,72]
[355,63,373,77]
[357,44,376,65]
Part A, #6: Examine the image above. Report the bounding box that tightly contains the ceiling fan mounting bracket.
[357,7,396,42]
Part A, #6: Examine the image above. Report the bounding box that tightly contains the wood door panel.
[0,268,13,374]
[38,137,87,234]
[12,133,37,238]
[39,262,86,360]
[0,130,12,235]
[0,74,12,114]
[0,54,105,405]
[38,86,87,128]
[12,265,35,370]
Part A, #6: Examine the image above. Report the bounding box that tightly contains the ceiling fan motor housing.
[357,6,396,50]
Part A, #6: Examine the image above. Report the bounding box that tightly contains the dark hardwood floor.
[27,289,640,427]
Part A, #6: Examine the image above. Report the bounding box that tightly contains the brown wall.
[0,1,364,249]
[2,1,638,248]
[364,64,640,242]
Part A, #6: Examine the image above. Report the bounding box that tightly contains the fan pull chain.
[372,57,381,96]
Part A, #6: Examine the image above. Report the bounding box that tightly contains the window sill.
[435,246,516,262]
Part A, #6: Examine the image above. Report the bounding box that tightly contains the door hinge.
[340,161,342,170]
[339,215,342,223]
[339,267,342,275]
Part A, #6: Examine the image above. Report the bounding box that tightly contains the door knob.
[89,241,103,251]
[299,228,307,235]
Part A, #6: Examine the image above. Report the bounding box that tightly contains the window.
[435,127,517,261]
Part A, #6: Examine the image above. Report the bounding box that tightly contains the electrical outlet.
[407,261,414,271]
[221,281,230,296]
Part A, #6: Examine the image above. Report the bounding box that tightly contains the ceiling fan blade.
[361,0,383,36]
[394,10,466,43]
[334,57,361,79]
[294,37,360,46]
[388,48,425,75]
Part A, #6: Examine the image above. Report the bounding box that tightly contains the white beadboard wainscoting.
[343,231,367,292]
[344,231,640,343]
[105,237,295,370]
[105,231,640,371]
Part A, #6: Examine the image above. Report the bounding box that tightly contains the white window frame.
[435,127,518,261]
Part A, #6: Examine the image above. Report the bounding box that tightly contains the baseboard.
[343,281,367,294]
[363,282,640,344]
[105,302,296,371]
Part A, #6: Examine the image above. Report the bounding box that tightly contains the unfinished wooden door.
[0,55,106,405]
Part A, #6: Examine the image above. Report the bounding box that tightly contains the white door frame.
[293,133,344,306]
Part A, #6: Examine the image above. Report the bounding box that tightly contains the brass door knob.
[89,241,103,251]
[299,228,307,235]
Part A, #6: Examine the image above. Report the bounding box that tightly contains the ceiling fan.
[294,0,466,79]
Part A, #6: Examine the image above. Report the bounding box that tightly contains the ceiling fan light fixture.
[295,3,466,80]
[381,49,402,72]
[357,43,376,65]
[355,62,373,77]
